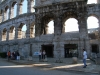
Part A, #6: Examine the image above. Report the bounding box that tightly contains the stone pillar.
[2,10,4,22]
[62,24,65,33]
[9,30,14,40]
[98,19,100,53]
[3,10,7,21]
[6,30,9,41]
[54,16,62,35]
[15,26,18,39]
[26,21,30,38]
[30,27,34,38]
[27,0,34,13]
[8,7,11,19]
[9,6,14,19]
[78,17,90,58]
[0,31,2,41]
[35,15,41,37]
[17,2,23,16]
[54,15,62,58]
[2,32,4,41]
[18,28,22,39]
[45,25,49,34]
[9,31,11,40]
[0,13,2,23]
[35,22,39,37]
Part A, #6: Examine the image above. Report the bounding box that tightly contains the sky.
[87,0,97,4]
[15,0,99,32]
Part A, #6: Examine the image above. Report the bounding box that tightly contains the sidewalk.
[2,58,100,74]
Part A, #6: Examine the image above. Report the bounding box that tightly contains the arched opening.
[30,24,35,38]
[64,18,79,33]
[42,19,54,35]
[23,0,27,13]
[29,0,35,12]
[22,24,27,38]
[5,6,9,20]
[12,2,17,17]
[47,20,54,34]
[87,16,99,39]
[9,26,15,40]
[33,0,35,12]
[18,23,26,39]
[7,9,9,20]
[2,28,7,41]
[87,0,97,4]
[41,15,54,35]
[87,16,99,29]
[19,0,24,14]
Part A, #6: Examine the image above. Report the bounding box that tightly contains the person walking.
[16,50,20,60]
[43,50,46,61]
[7,51,11,61]
[39,50,42,61]
[83,49,87,68]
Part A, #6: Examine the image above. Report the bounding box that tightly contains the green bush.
[0,52,7,58]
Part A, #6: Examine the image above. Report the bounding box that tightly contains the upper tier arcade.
[0,0,34,23]
[35,0,86,7]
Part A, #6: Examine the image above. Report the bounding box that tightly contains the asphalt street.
[0,59,99,75]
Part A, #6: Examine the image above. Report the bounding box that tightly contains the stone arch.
[47,20,54,34]
[61,11,78,33]
[30,0,35,12]
[18,0,24,14]
[41,13,55,35]
[87,14,99,20]
[22,0,27,13]
[87,14,99,40]
[9,26,15,40]
[87,14,99,29]
[18,23,26,39]
[65,18,79,32]
[2,28,7,41]
[12,1,17,7]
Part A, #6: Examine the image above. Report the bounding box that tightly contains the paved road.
[0,59,99,75]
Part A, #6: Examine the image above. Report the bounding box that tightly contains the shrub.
[0,52,7,58]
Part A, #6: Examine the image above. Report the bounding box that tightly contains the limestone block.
[72,57,78,64]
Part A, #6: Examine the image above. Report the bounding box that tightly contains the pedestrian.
[83,49,87,68]
[39,50,42,61]
[11,52,14,60]
[13,51,16,60]
[16,50,20,60]
[43,50,46,61]
[7,51,11,61]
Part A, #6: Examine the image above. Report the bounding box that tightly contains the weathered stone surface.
[0,0,99,59]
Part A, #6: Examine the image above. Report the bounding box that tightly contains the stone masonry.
[0,0,100,59]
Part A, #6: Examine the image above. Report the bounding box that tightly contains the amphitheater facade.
[0,0,100,59]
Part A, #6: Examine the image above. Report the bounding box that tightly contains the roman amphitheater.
[0,0,100,59]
